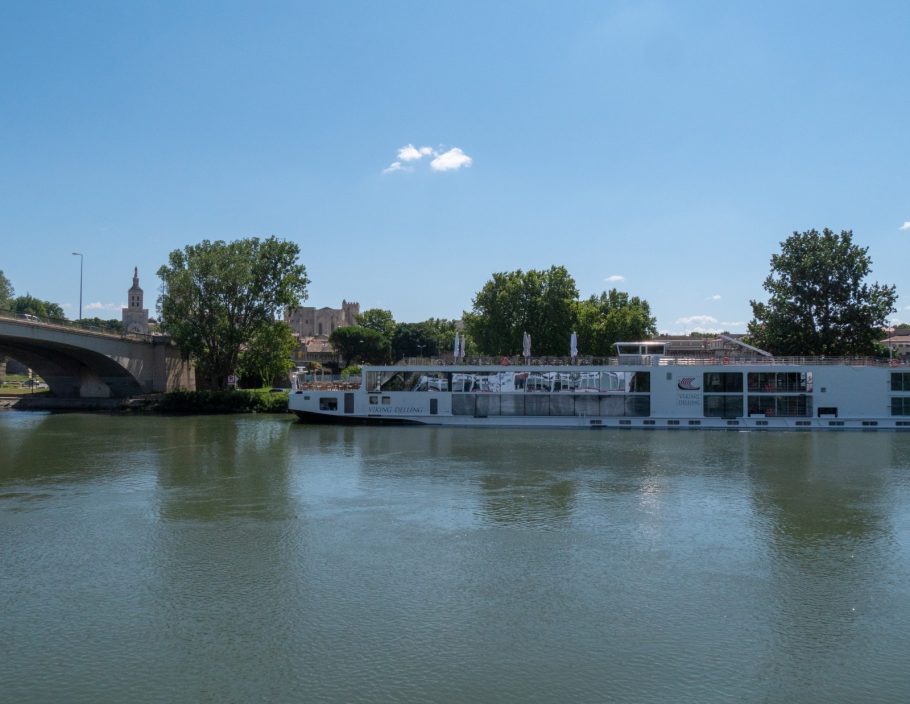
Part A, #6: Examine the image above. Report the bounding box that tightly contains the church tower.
[122,267,149,334]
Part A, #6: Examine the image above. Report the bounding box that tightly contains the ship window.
[748,372,811,392]
[704,372,742,393]
[704,395,743,418]
[747,395,812,417]
[382,396,391,405]
[892,398,910,416]
[369,396,378,404]
[319,397,337,411]
[892,373,910,391]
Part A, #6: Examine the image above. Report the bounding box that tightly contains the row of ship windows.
[452,394,910,418]
[324,393,910,417]
[450,394,817,418]
[366,371,910,394]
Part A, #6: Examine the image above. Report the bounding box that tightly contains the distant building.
[284,300,359,337]
[884,334,910,359]
[121,267,149,334]
[291,336,342,368]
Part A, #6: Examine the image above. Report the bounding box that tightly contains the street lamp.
[71,252,83,321]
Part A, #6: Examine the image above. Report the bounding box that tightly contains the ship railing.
[663,355,905,367]
[389,353,907,368]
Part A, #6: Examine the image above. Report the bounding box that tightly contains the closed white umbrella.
[453,332,460,361]
[570,331,578,359]
[460,333,467,360]
[523,332,531,359]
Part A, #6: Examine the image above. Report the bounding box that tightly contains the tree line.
[2,227,902,391]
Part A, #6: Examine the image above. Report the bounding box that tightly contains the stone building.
[284,300,359,338]
[122,267,149,334]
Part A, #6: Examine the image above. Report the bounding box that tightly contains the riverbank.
[5,389,291,414]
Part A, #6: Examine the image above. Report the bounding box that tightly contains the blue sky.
[2,1,908,333]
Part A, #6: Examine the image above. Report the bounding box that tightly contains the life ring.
[500,356,511,366]
[722,356,730,365]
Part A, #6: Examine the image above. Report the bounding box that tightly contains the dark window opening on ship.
[451,393,650,417]
[892,398,910,416]
[319,397,337,411]
[892,373,910,391]
[703,372,743,393]
[704,395,743,418]
[748,395,812,417]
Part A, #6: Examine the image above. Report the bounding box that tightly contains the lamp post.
[71,252,83,321]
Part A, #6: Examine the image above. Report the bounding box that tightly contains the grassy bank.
[155,388,290,414]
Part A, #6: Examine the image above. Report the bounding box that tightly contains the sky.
[1,0,908,333]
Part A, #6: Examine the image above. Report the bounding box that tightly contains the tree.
[356,309,396,341]
[79,317,125,334]
[465,266,579,356]
[748,229,896,356]
[14,294,65,320]
[391,322,439,359]
[574,289,657,356]
[0,271,13,310]
[157,237,309,390]
[329,326,389,366]
[237,319,297,388]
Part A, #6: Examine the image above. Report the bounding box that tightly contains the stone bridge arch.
[0,316,194,398]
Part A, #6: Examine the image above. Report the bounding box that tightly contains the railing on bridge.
[0,308,157,343]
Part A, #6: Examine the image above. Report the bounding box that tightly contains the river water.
[1,412,909,703]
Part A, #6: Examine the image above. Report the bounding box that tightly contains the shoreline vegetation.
[4,389,292,415]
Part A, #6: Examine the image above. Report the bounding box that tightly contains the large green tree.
[464,266,579,356]
[0,271,13,310]
[157,237,309,390]
[575,289,657,356]
[748,229,896,356]
[237,319,298,388]
[329,326,389,366]
[14,294,65,320]
[356,308,396,341]
[391,322,439,359]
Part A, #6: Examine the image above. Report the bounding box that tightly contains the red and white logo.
[677,377,700,391]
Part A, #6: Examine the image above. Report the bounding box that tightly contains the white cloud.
[397,144,426,162]
[900,221,910,231]
[709,294,722,301]
[673,315,746,333]
[384,144,472,174]
[430,147,473,172]
[605,274,625,283]
[676,315,718,328]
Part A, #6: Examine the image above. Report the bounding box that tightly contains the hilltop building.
[122,267,149,334]
[284,300,359,337]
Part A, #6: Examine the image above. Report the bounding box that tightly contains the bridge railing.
[0,308,157,343]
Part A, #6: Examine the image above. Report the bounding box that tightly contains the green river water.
[2,411,909,703]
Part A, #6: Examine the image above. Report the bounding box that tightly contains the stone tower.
[122,267,149,334]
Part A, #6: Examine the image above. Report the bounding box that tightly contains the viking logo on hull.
[678,377,701,391]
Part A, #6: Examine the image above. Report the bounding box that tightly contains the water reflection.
[744,432,904,694]
[153,416,295,521]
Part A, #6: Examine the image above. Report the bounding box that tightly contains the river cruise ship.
[289,340,910,431]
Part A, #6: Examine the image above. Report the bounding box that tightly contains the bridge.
[0,313,195,398]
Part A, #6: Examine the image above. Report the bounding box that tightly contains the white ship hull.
[290,354,910,431]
